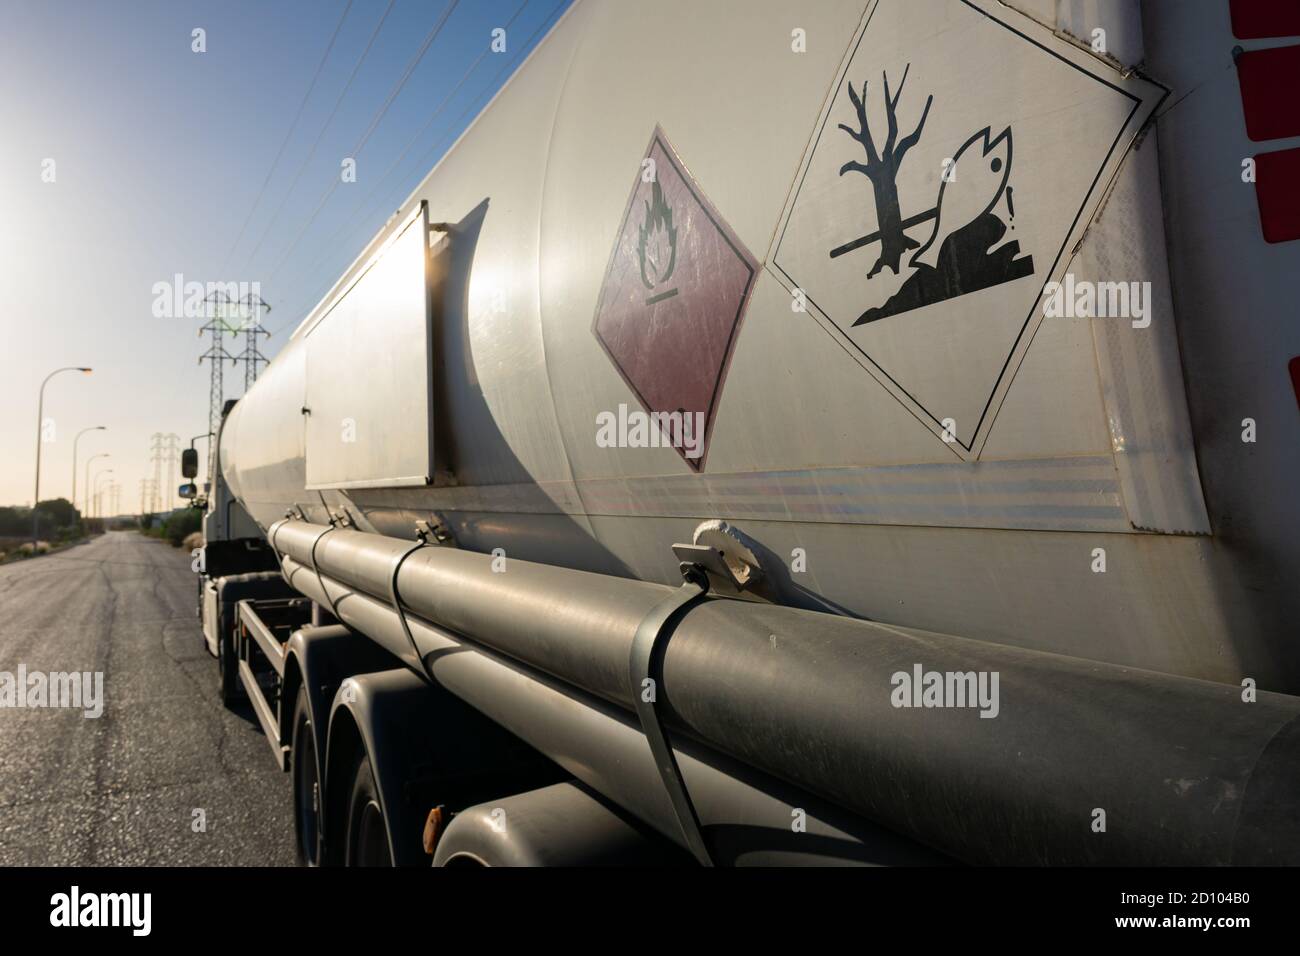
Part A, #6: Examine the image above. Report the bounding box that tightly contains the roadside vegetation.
[0,498,100,564]
[139,507,203,548]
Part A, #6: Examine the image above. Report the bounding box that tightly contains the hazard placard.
[769,0,1164,456]
[593,126,759,471]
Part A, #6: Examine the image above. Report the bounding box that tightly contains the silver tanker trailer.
[190,0,1300,866]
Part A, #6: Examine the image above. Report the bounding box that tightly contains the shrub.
[161,508,202,547]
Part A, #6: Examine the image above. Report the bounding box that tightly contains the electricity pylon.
[163,433,181,509]
[200,292,239,488]
[234,292,272,392]
[149,433,166,513]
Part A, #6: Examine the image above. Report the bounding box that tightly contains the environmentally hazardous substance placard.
[770,0,1163,456]
[593,126,759,472]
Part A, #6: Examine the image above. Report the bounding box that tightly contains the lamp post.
[93,471,114,519]
[71,426,107,520]
[33,366,92,544]
[90,465,112,519]
[85,453,110,519]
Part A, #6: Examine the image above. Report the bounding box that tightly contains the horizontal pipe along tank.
[272,521,1300,866]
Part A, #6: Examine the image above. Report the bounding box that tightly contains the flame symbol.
[638,180,678,291]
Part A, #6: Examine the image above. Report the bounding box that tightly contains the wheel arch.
[323,669,434,866]
[320,665,567,866]
[284,623,408,863]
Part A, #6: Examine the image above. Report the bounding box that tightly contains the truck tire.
[291,686,321,866]
[217,624,242,708]
[344,753,392,867]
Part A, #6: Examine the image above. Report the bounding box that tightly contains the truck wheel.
[217,629,242,708]
[291,686,321,866]
[344,754,392,867]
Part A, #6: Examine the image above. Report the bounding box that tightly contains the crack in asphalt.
[83,545,123,865]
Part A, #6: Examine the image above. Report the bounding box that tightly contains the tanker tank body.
[208,0,1300,867]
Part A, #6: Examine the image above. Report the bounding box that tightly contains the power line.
[350,0,461,166]
[302,0,529,280]
[241,0,397,271]
[266,0,461,284]
[267,0,568,338]
[392,0,568,197]
[219,0,355,275]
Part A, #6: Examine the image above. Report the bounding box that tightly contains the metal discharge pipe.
[278,554,940,865]
[272,520,1300,865]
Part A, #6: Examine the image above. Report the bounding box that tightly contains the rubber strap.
[387,541,427,663]
[629,579,713,866]
[308,525,341,622]
[268,520,290,579]
[269,519,303,591]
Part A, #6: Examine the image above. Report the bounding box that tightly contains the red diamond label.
[593,126,758,472]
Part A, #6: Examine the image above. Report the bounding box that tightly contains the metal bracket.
[681,520,769,599]
[414,515,453,545]
[671,543,746,595]
[628,557,713,866]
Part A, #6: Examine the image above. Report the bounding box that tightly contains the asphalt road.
[0,531,295,865]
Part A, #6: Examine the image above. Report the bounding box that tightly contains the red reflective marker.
[1236,44,1300,141]
[1253,147,1300,243]
[1230,0,1300,40]
[1290,356,1300,415]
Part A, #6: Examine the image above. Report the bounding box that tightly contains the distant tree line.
[0,498,83,539]
[0,498,98,560]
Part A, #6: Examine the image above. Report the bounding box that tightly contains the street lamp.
[33,366,92,543]
[90,466,112,519]
[93,471,114,519]
[85,453,110,519]
[71,426,107,518]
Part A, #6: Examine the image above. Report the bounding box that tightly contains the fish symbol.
[909,126,1012,270]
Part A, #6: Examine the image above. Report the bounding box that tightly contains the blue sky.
[0,0,570,510]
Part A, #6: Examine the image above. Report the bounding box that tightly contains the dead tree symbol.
[837,64,933,279]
